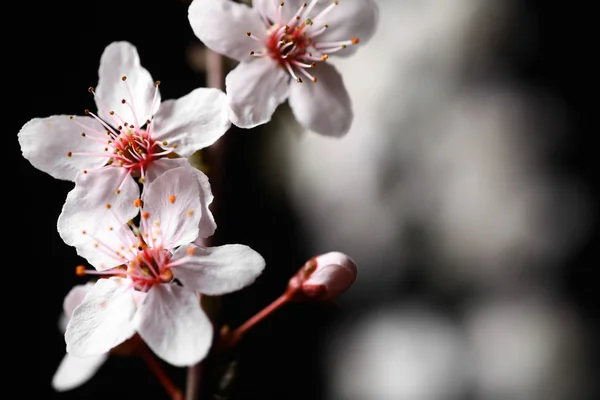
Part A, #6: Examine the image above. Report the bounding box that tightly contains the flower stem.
[139,345,183,400]
[228,293,291,346]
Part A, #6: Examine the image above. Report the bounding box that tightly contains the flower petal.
[188,0,264,62]
[63,283,95,318]
[58,168,139,271]
[65,277,137,357]
[146,159,217,239]
[253,0,300,22]
[303,251,357,300]
[310,0,379,58]
[226,60,290,129]
[136,284,212,366]
[152,88,230,157]
[288,62,352,136]
[51,353,108,392]
[171,244,265,295]
[96,41,160,126]
[18,115,108,181]
[141,166,202,249]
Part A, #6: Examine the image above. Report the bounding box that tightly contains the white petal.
[310,0,379,58]
[188,0,264,62]
[226,60,290,129]
[18,116,107,181]
[253,0,301,22]
[141,166,202,249]
[58,168,139,271]
[51,353,108,392]
[288,62,352,136]
[65,277,137,357]
[136,285,212,367]
[63,283,95,318]
[96,41,160,127]
[171,244,265,295]
[146,159,217,239]
[152,88,230,157]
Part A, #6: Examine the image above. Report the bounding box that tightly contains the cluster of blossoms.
[19,0,375,395]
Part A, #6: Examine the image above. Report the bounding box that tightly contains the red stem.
[139,345,183,400]
[229,293,291,346]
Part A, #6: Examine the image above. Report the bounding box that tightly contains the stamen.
[287,2,308,28]
[283,61,302,82]
[312,0,338,24]
[121,76,142,129]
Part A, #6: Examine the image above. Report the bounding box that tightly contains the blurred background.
[14,0,597,399]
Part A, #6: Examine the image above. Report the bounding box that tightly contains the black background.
[9,0,597,399]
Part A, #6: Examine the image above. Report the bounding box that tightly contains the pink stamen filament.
[311,1,337,24]
[122,79,141,129]
[87,111,120,137]
[287,2,308,27]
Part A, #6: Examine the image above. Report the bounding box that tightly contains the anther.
[106,204,112,209]
[187,210,194,216]
[84,109,90,114]
[321,54,329,61]
[81,132,86,137]
[142,211,150,219]
[296,77,303,83]
[83,169,88,174]
[122,76,127,81]
[246,32,251,36]
[88,87,94,93]
[155,81,161,87]
[109,111,115,115]
[75,265,87,276]
[169,195,176,204]
[121,99,126,104]
[115,189,121,195]
[67,152,72,157]
[69,116,73,120]
[352,37,360,44]
[186,246,195,256]
[134,198,143,207]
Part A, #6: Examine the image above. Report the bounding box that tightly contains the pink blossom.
[62,167,265,366]
[18,41,230,198]
[188,0,379,136]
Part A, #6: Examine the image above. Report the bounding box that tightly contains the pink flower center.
[75,196,197,292]
[248,0,359,82]
[66,78,173,188]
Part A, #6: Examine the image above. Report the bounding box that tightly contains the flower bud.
[287,252,357,301]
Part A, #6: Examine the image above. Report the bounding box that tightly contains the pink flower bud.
[287,252,357,301]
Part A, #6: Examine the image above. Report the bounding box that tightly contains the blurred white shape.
[464,294,591,400]
[326,304,468,400]
[412,89,589,288]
